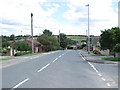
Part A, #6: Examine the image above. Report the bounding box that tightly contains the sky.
[0,0,119,36]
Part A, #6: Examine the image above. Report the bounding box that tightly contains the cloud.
[0,0,118,36]
[62,0,118,35]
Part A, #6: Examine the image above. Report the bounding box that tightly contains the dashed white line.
[98,73,102,77]
[101,77,106,81]
[37,63,50,72]
[11,78,29,90]
[53,58,58,62]
[59,55,62,58]
[106,83,111,87]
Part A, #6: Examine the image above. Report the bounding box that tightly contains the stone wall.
[100,49,110,56]
[115,52,120,58]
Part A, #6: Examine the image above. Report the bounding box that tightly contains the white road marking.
[37,63,50,72]
[53,58,58,62]
[106,83,111,87]
[59,55,62,58]
[92,66,99,73]
[82,57,86,61]
[101,77,106,81]
[11,78,29,90]
[98,73,102,77]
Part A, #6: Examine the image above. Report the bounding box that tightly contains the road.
[2,50,118,89]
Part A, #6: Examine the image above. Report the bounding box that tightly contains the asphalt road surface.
[2,50,118,89]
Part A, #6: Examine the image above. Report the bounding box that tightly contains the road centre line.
[11,78,29,90]
[98,73,102,77]
[37,63,50,72]
[101,77,106,81]
[53,58,58,62]
[59,55,62,58]
[106,83,111,87]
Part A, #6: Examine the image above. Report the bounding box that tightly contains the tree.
[113,43,120,53]
[2,41,10,48]
[59,33,67,49]
[43,29,52,36]
[37,35,60,51]
[13,41,31,51]
[99,27,120,51]
[10,34,15,41]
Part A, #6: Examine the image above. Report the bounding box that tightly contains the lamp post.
[85,4,90,54]
[31,13,34,54]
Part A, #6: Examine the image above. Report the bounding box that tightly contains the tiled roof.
[25,38,41,46]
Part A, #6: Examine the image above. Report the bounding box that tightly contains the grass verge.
[0,58,13,61]
[90,52,103,56]
[20,53,40,56]
[102,57,120,61]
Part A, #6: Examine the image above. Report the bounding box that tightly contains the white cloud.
[0,0,118,36]
[62,0,118,35]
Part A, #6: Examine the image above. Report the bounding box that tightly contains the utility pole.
[31,13,34,54]
[85,4,90,54]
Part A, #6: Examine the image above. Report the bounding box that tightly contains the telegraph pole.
[31,13,34,54]
[85,4,90,54]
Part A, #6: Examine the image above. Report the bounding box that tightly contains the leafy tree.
[43,29,52,36]
[113,43,120,53]
[100,27,120,51]
[1,35,10,42]
[10,34,15,41]
[2,41,10,48]
[37,35,60,51]
[59,33,67,49]
[58,33,77,49]
[13,41,31,51]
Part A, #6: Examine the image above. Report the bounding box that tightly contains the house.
[91,37,110,56]
[25,38,42,53]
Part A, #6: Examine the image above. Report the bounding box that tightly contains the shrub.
[14,51,31,56]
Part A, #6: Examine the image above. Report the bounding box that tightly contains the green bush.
[113,43,120,53]
[14,51,31,56]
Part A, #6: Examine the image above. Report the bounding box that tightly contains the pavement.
[79,50,118,64]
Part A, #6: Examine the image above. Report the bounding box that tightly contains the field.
[66,35,100,42]
[70,38,86,42]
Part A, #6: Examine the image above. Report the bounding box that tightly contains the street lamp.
[31,13,34,54]
[85,4,90,54]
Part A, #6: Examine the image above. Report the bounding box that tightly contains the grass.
[0,58,13,61]
[0,53,40,61]
[102,57,120,61]
[70,38,86,42]
[90,52,103,56]
[19,53,40,56]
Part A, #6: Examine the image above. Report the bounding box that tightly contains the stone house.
[25,38,42,53]
[91,37,110,56]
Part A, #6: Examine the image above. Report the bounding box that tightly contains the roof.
[25,38,41,46]
[92,38,100,46]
